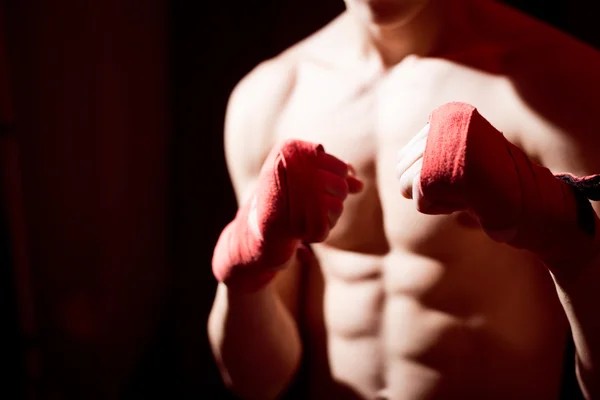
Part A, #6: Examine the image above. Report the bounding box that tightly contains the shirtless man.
[208,0,600,398]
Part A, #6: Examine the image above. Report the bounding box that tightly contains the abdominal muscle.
[300,214,568,400]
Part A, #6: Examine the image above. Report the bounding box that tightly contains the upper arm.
[533,120,600,220]
[223,57,303,320]
[533,123,600,218]
[224,57,297,205]
[519,40,600,215]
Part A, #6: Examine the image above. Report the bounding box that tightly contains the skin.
[208,0,600,398]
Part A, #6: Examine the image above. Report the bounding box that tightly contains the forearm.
[208,282,302,400]
[550,253,600,399]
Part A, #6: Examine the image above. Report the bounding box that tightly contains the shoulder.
[484,0,600,102]
[224,12,350,196]
[472,1,600,177]
[224,12,347,200]
[225,54,298,144]
[224,11,347,145]
[223,54,299,201]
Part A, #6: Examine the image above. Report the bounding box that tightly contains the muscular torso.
[253,3,600,398]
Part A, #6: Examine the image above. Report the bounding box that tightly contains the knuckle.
[281,138,299,148]
[339,179,350,198]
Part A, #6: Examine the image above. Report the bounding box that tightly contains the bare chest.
[275,58,526,260]
[281,58,568,399]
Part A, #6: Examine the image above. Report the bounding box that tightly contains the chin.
[346,0,432,28]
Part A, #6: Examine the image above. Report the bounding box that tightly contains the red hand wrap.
[212,139,328,291]
[420,102,600,271]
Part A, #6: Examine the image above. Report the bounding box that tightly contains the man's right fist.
[212,139,363,291]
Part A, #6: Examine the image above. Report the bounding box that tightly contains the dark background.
[0,0,598,398]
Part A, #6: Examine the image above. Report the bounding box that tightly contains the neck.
[351,0,461,68]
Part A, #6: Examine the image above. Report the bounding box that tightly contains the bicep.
[223,59,295,205]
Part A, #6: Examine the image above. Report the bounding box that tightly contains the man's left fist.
[396,102,600,272]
